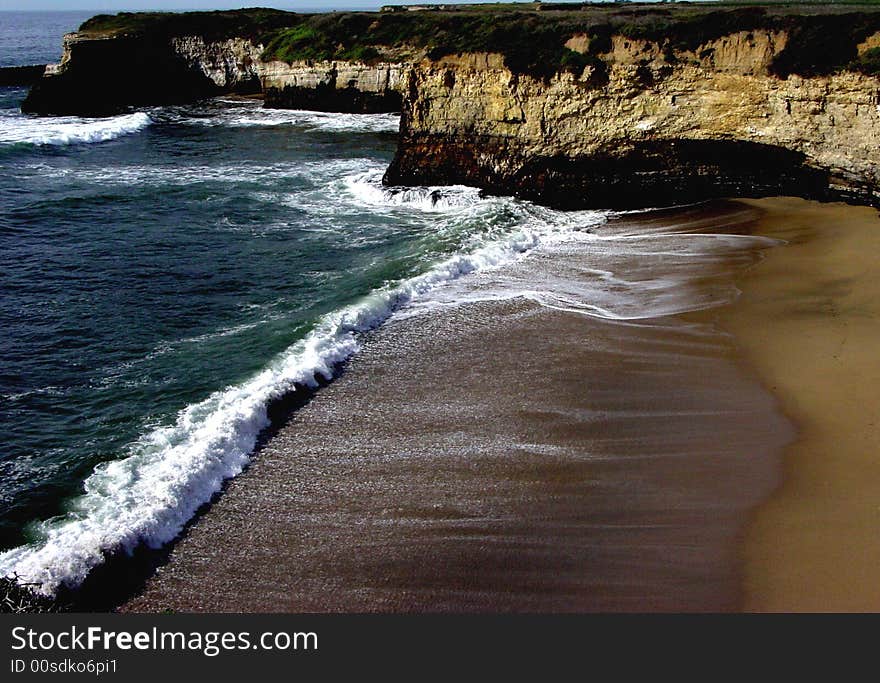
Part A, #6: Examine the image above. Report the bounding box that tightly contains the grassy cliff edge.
[75,4,880,80]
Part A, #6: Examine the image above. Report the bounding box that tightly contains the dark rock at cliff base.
[384,136,858,210]
[22,72,220,117]
[264,85,402,114]
[0,65,46,88]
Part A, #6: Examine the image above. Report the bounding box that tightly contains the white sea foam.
[253,109,399,134]
[179,103,399,134]
[31,157,373,188]
[0,111,151,147]
[420,225,780,321]
[0,173,605,596]
[343,169,483,212]
[1,385,68,402]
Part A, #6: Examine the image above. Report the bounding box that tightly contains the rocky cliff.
[22,9,404,115]
[386,29,880,208]
[261,60,404,113]
[23,32,404,116]
[22,31,260,116]
[21,5,880,209]
[0,65,47,87]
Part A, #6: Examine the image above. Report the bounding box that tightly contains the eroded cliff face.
[23,33,244,115]
[261,60,403,113]
[23,32,404,116]
[385,31,880,208]
[170,36,263,92]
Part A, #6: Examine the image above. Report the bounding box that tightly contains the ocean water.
[0,11,94,67]
[0,12,778,598]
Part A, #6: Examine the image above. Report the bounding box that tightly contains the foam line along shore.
[1,88,614,596]
[122,200,797,612]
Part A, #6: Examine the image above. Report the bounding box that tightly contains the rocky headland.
[20,4,880,208]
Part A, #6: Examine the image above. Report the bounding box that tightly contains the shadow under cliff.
[384,135,875,211]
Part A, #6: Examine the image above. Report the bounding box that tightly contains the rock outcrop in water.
[21,11,404,116]
[22,32,256,116]
[20,5,880,208]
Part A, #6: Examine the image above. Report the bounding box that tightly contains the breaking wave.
[343,169,483,212]
[165,99,400,134]
[0,95,773,601]
[0,170,605,596]
[0,111,151,147]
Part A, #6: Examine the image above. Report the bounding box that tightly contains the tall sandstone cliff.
[385,32,880,208]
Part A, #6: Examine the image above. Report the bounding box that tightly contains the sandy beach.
[714,198,880,612]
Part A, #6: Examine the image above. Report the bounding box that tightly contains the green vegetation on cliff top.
[79,8,297,41]
[79,4,880,80]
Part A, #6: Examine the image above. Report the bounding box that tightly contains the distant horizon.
[0,2,400,12]
[0,3,370,11]
[0,1,612,13]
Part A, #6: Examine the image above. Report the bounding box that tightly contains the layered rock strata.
[385,34,880,208]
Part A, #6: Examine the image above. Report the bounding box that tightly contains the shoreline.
[73,196,880,612]
[121,199,794,613]
[712,197,880,611]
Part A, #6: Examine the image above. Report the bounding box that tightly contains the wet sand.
[714,198,880,612]
[123,201,794,612]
